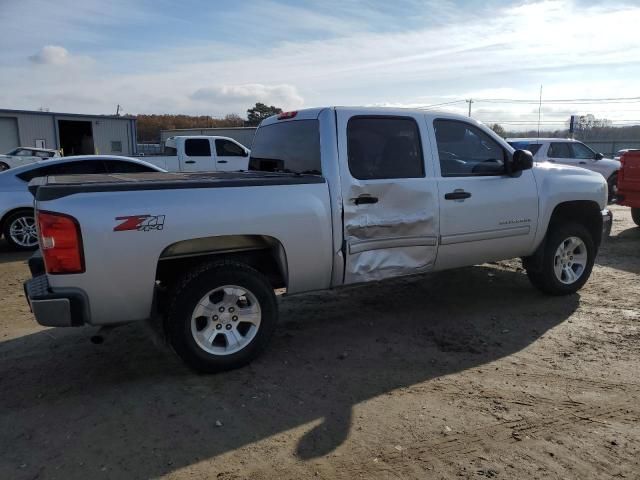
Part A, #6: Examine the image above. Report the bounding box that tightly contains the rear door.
[214,139,249,171]
[546,142,575,167]
[180,138,215,172]
[431,118,539,270]
[336,111,439,284]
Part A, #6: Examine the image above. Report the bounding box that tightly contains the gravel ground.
[0,205,638,480]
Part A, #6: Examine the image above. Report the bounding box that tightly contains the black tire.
[0,162,9,172]
[632,208,640,227]
[526,223,596,296]
[607,173,618,202]
[166,260,278,373]
[2,209,38,250]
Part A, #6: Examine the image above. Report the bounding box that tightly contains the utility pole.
[115,104,121,116]
[466,99,474,117]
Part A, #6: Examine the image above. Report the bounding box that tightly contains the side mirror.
[244,150,249,157]
[595,152,604,160]
[509,149,534,175]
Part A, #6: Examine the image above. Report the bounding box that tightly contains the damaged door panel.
[336,113,439,284]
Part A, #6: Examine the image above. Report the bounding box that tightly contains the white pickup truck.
[24,107,610,373]
[138,136,250,172]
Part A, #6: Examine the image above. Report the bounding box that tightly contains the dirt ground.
[0,205,638,480]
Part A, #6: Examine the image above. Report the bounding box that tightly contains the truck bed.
[29,171,325,201]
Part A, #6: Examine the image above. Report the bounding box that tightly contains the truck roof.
[507,138,579,143]
[259,106,488,127]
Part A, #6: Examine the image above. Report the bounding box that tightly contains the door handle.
[352,195,379,205]
[444,190,471,200]
[579,161,586,165]
[217,160,228,164]
[185,160,196,164]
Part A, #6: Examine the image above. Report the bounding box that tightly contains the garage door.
[0,117,19,153]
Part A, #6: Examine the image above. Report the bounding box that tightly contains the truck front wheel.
[166,260,278,373]
[526,223,595,296]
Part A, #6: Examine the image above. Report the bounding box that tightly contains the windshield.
[249,120,321,174]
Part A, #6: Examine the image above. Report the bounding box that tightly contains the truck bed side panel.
[38,183,332,325]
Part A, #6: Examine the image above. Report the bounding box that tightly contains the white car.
[0,155,164,250]
[507,138,620,199]
[0,147,61,171]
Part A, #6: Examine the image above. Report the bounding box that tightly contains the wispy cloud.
[28,45,93,66]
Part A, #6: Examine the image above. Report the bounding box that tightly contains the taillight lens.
[37,211,85,274]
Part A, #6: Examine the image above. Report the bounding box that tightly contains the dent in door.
[344,182,438,282]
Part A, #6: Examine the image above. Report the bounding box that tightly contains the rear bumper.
[24,274,88,327]
[602,208,612,240]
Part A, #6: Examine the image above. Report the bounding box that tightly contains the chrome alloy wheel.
[190,285,262,355]
[553,236,588,285]
[9,215,38,248]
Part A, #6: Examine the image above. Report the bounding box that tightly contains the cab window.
[215,139,246,157]
[347,116,424,180]
[434,120,505,177]
[548,143,572,158]
[185,139,211,157]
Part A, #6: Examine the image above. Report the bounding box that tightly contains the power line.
[417,99,467,110]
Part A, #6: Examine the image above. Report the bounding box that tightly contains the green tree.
[246,102,283,126]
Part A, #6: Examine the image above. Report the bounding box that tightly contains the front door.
[430,118,539,270]
[181,138,214,172]
[337,111,439,284]
[214,138,249,171]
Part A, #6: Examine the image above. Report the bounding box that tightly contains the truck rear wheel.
[166,260,278,373]
[526,223,595,296]
[632,208,640,227]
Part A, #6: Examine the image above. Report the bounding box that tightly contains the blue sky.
[1,0,640,129]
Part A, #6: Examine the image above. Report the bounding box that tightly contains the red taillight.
[277,111,298,120]
[37,211,85,274]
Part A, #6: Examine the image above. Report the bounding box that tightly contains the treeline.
[503,125,640,141]
[135,114,245,142]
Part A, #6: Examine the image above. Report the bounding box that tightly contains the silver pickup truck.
[24,107,611,372]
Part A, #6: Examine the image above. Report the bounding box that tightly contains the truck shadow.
[0,265,578,479]
[0,239,31,265]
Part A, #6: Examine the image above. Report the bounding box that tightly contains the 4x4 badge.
[114,215,165,232]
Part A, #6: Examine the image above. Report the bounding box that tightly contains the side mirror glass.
[595,152,604,160]
[510,149,534,175]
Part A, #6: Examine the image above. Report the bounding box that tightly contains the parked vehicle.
[137,136,250,172]
[507,138,620,200]
[617,150,640,226]
[0,147,61,171]
[1,155,164,250]
[24,107,610,373]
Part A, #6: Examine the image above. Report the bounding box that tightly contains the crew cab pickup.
[137,135,250,172]
[24,107,611,373]
[617,149,640,226]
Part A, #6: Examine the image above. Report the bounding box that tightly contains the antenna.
[537,85,542,139]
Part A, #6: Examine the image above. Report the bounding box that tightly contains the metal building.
[0,108,137,156]
[160,127,256,148]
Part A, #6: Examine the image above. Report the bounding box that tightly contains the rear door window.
[548,142,572,158]
[184,139,212,157]
[347,116,424,179]
[249,120,321,174]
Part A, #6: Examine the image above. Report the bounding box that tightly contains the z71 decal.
[114,215,166,232]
